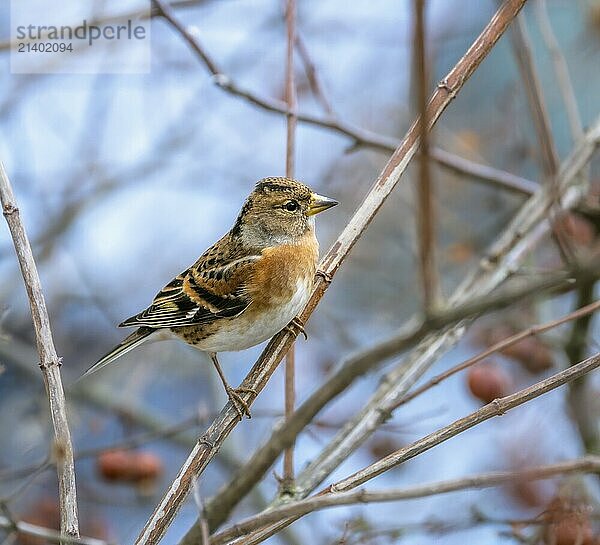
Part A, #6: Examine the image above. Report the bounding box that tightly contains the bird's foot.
[225,386,255,419]
[284,317,308,340]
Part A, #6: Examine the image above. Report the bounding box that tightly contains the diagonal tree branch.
[509,11,559,178]
[0,161,79,540]
[134,1,531,544]
[332,352,600,491]
[396,298,600,408]
[534,0,583,142]
[212,455,600,544]
[229,352,600,544]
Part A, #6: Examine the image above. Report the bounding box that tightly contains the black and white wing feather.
[82,236,262,377]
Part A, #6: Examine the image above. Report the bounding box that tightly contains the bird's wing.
[119,238,261,329]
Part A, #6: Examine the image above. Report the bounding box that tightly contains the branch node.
[328,483,341,494]
[437,78,458,98]
[480,255,498,270]
[39,359,52,370]
[1,505,18,533]
[198,436,215,450]
[277,479,299,500]
[284,316,307,340]
[2,203,17,216]
[376,406,393,423]
[491,398,506,415]
[51,439,68,463]
[315,269,333,285]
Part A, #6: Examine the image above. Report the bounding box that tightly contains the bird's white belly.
[195,278,312,353]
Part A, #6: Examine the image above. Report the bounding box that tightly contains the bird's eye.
[283,200,299,212]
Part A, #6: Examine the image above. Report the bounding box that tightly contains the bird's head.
[232,177,338,247]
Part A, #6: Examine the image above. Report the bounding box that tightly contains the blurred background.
[1,0,600,543]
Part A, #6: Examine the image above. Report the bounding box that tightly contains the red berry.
[467,364,510,403]
[97,450,163,485]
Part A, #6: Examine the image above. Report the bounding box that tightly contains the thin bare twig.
[509,10,575,264]
[211,456,600,544]
[396,298,600,408]
[566,280,599,454]
[283,0,298,491]
[151,0,537,197]
[534,0,583,141]
[0,161,79,540]
[0,515,105,545]
[191,481,211,545]
[295,33,334,115]
[333,352,600,491]
[429,147,537,195]
[509,12,559,178]
[413,0,439,311]
[0,0,208,52]
[136,2,530,544]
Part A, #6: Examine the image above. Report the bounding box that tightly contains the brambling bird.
[82,177,338,418]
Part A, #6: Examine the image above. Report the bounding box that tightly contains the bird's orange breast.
[248,232,319,309]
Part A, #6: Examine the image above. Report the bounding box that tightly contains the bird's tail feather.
[81,327,154,379]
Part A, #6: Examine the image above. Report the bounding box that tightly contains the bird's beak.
[307,193,339,216]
